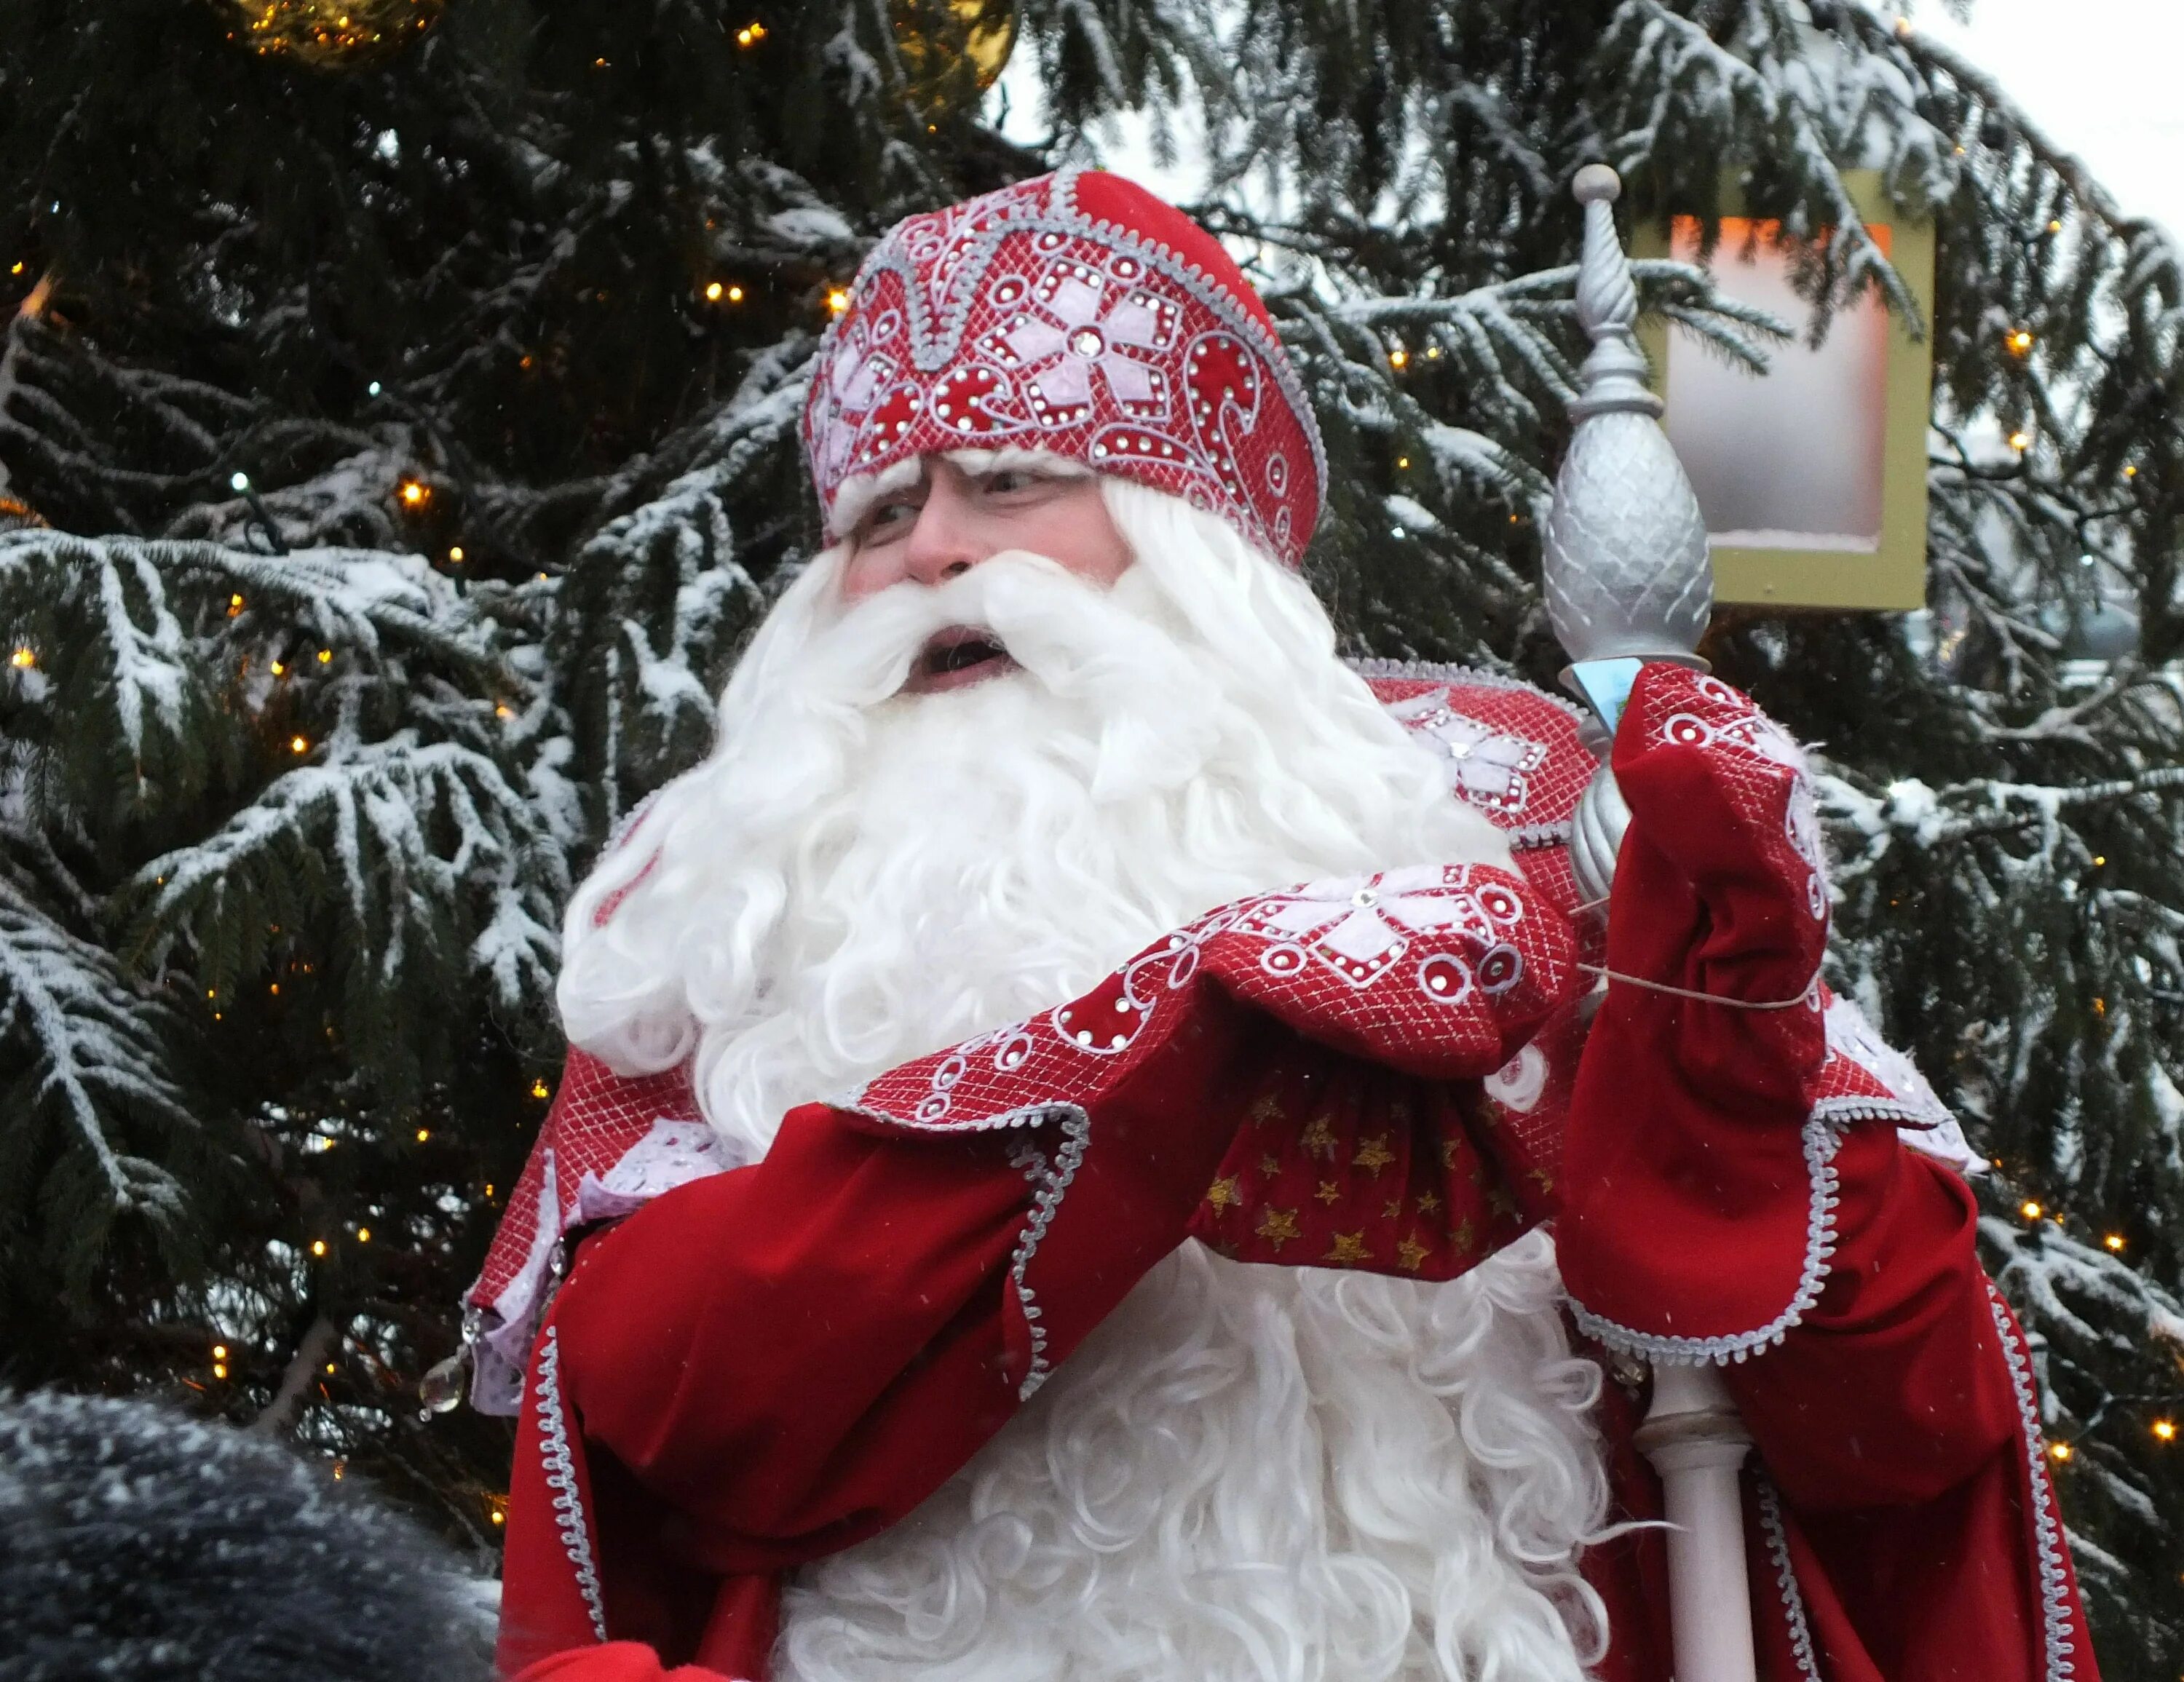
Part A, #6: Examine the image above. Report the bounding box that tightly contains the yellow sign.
[1632,172,1935,611]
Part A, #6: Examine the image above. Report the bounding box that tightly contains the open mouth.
[906,626,1015,693]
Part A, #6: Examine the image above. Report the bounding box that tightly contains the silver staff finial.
[1540,164,1714,675]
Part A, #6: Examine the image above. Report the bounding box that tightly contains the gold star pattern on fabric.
[1260,1154,1284,1177]
[1396,1233,1432,1272]
[1353,1133,1396,1176]
[1299,1114,1339,1159]
[1452,1218,1476,1254]
[1488,1183,1522,1223]
[1324,1231,1371,1265]
[1256,1207,1302,1252]
[1530,1167,1556,1197]
[1416,1189,1443,1215]
[1203,1175,1242,1213]
[1382,1197,1404,1221]
[1439,1138,1461,1168]
[1249,1092,1285,1126]
[1314,1179,1342,1205]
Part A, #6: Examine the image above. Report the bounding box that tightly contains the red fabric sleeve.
[511,1643,739,1682]
[1557,663,2096,1682]
[497,987,1266,1673]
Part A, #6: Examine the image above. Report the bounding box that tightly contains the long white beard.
[558,483,1611,1682]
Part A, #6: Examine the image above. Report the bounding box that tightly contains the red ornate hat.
[802,170,1327,569]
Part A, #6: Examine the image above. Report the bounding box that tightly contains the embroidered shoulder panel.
[1358,663,1595,843]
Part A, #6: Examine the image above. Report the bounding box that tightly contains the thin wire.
[1577,962,1819,1012]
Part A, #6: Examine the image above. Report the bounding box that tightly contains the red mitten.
[1556,665,1837,1360]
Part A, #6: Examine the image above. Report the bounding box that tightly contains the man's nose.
[899,482,983,588]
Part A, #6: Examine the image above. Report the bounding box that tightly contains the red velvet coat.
[475,663,2096,1682]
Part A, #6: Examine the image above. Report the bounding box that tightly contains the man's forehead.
[831,449,1091,529]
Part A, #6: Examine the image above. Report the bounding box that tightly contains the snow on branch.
[0,875,191,1242]
[1821,763,2184,863]
[1596,0,1927,325]
[122,732,565,1027]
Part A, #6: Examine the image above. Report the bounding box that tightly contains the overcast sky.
[1899,0,2182,239]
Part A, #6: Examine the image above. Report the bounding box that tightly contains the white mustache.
[780,555,1227,788]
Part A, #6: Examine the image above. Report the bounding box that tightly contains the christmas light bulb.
[448,545,464,563]
[9,648,32,670]
[727,285,744,302]
[1388,346,1409,370]
[826,287,852,315]
[213,1344,228,1359]
[355,1227,371,1242]
[416,1128,430,1142]
[2105,1234,2126,1251]
[2049,1441,2072,1462]
[290,734,309,754]
[2008,430,2033,451]
[270,659,286,676]
[230,471,251,492]
[2155,1419,2177,1442]
[317,648,332,663]
[2021,1200,2043,1219]
[311,1239,328,1256]
[2007,330,2033,354]
[398,478,429,507]
[213,1362,227,1378]
[531,1079,551,1099]
[705,282,724,301]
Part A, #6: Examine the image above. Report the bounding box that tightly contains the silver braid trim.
[1987,1282,2083,1681]
[533,1326,608,1643]
[1569,1111,1843,1366]
[1755,1475,1821,1682]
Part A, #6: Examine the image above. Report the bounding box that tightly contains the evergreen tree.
[1,0,2179,1667]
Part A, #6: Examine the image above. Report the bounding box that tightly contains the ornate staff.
[1541,164,1760,1682]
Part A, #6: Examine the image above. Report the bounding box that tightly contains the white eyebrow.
[829,456,926,536]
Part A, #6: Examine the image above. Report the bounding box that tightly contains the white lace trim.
[1755,1475,1821,1682]
[1987,1283,2082,1682]
[533,1326,608,1643]
[1568,1111,1842,1366]
[844,1097,1093,1400]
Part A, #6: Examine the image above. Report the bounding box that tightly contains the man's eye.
[985,469,1040,495]
[863,499,918,535]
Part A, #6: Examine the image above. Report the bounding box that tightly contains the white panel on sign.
[1663,217,1890,553]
